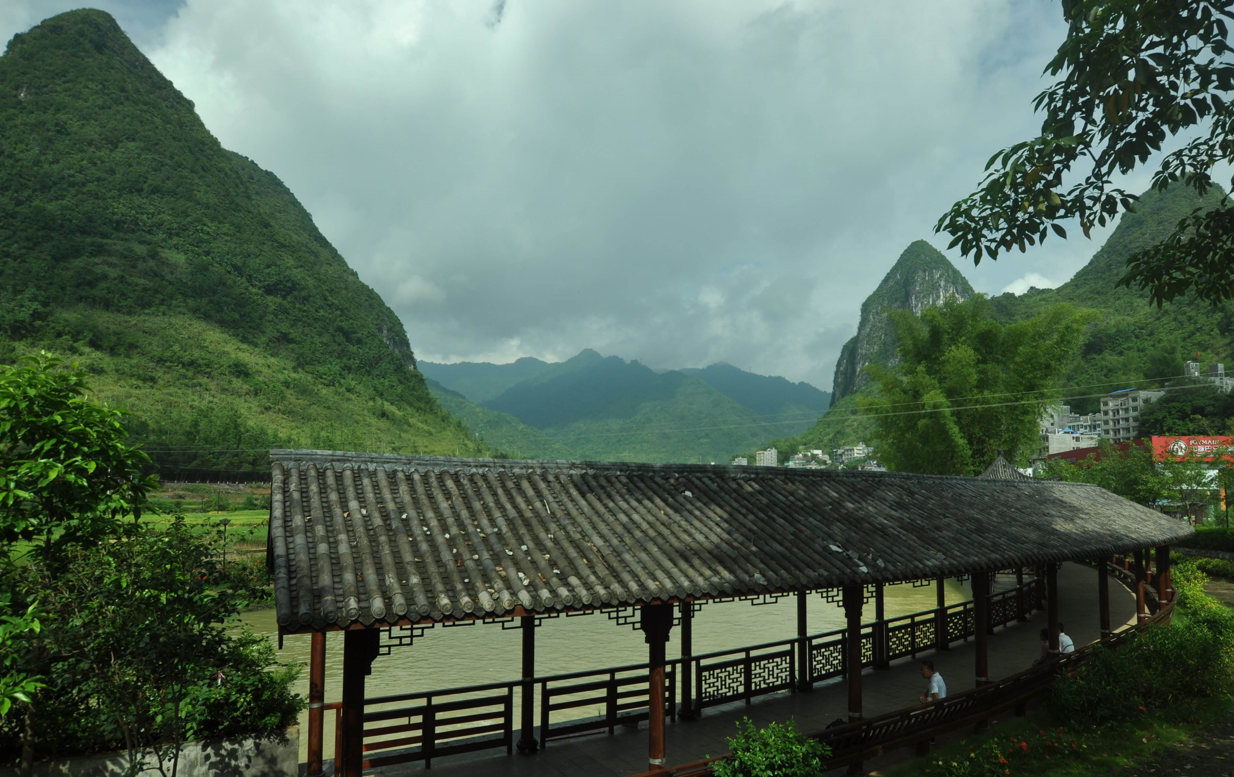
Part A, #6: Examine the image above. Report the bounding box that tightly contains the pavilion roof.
[978,455,1031,480]
[267,450,1192,632]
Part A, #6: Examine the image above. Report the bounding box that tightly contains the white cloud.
[6,1,1133,389]
[1001,272,1058,296]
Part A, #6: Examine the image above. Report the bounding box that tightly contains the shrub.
[1192,556,1234,582]
[1178,526,1234,553]
[712,717,828,777]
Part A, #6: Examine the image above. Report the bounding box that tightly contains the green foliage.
[0,594,41,717]
[1191,555,1234,581]
[0,10,482,465]
[1037,441,1171,506]
[711,717,828,777]
[1179,525,1234,552]
[1138,381,1234,435]
[0,354,154,561]
[2,519,302,765]
[914,727,1095,777]
[763,390,877,462]
[862,296,1090,475]
[937,0,1234,306]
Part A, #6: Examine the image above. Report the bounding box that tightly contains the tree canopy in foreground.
[861,297,1090,475]
[938,0,1234,306]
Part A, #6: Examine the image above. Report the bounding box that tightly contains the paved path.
[370,563,1135,776]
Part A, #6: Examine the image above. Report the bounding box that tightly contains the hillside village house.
[1100,388,1165,444]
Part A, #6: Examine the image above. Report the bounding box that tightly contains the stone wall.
[3,727,298,777]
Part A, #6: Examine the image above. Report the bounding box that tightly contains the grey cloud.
[7,1,1124,388]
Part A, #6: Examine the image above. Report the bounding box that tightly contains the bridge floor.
[372,563,1136,776]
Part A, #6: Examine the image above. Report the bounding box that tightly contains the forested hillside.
[422,351,831,463]
[0,10,483,472]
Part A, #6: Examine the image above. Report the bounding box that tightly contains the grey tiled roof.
[979,455,1031,480]
[267,450,1193,632]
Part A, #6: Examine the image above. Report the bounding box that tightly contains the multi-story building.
[755,448,778,467]
[1185,360,1234,392]
[832,442,871,466]
[1100,388,1165,443]
[1040,404,1101,436]
[731,457,748,466]
[1041,431,1100,455]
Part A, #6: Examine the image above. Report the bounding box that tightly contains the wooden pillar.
[1134,550,1148,622]
[1046,564,1060,655]
[340,628,380,777]
[517,616,538,753]
[796,589,811,690]
[679,601,697,718]
[307,631,327,777]
[1097,556,1111,639]
[641,603,674,772]
[1015,567,1028,622]
[1156,546,1170,606]
[935,576,948,651]
[972,570,990,686]
[1036,565,1047,610]
[843,585,864,722]
[874,582,888,669]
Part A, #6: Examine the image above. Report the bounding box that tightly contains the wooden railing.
[632,560,1170,777]
[539,661,677,747]
[334,573,1043,770]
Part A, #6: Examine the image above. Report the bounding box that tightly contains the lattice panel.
[914,621,936,651]
[699,663,744,704]
[380,623,430,654]
[885,578,934,588]
[810,640,844,681]
[990,598,1016,627]
[946,610,974,642]
[887,624,914,660]
[750,653,791,693]
[861,633,874,665]
[748,593,788,607]
[819,585,877,606]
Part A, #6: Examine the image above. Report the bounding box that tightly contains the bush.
[1178,526,1234,553]
[711,717,828,777]
[1192,556,1234,581]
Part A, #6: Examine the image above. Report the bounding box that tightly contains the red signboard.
[1149,436,1234,461]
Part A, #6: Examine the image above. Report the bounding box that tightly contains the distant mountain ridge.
[420,354,830,462]
[831,240,975,405]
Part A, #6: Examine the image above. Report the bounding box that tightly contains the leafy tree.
[0,596,40,718]
[1037,440,1173,506]
[1138,381,1234,435]
[861,297,1091,475]
[0,354,155,562]
[937,0,1234,306]
[7,520,301,775]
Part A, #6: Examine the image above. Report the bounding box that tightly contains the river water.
[241,579,969,761]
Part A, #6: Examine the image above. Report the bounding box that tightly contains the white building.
[755,448,778,467]
[832,442,871,466]
[731,457,748,466]
[1185,360,1234,393]
[1040,404,1100,436]
[1042,431,1100,455]
[1100,388,1165,443]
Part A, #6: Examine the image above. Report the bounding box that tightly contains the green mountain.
[988,184,1234,414]
[680,362,830,419]
[422,351,829,463]
[0,10,484,471]
[830,240,975,405]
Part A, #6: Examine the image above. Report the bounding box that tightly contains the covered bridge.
[267,450,1192,775]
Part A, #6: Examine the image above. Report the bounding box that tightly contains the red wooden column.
[1156,546,1170,605]
[1046,564,1060,655]
[1097,556,1111,640]
[641,603,674,773]
[517,615,538,753]
[972,570,990,686]
[339,628,381,777]
[307,632,327,777]
[842,585,864,723]
[1134,550,1148,622]
[934,576,948,651]
[679,601,697,718]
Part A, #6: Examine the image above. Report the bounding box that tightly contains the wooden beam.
[340,629,380,777]
[641,603,674,772]
[307,631,326,777]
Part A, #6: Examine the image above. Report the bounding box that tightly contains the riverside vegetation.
[0,356,301,771]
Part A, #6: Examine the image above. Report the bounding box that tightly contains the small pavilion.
[266,450,1192,776]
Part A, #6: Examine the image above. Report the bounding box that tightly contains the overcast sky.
[5,1,1162,389]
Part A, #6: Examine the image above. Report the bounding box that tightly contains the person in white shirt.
[919,660,946,703]
[1057,622,1075,654]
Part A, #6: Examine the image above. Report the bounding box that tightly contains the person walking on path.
[1058,622,1075,654]
[919,660,946,703]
